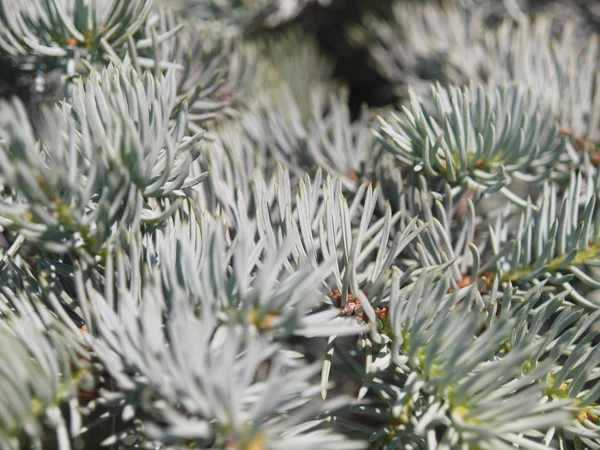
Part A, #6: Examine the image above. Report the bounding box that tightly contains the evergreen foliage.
[3,0,600,449]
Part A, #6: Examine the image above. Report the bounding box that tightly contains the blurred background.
[3,0,600,116]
